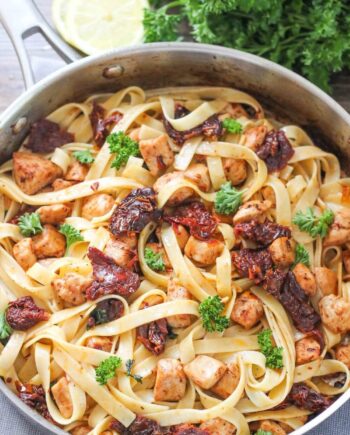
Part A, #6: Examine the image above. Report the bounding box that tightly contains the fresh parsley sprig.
[95,356,122,385]
[292,207,334,238]
[125,359,143,383]
[144,1,182,43]
[199,295,229,333]
[144,247,165,272]
[73,150,95,164]
[222,118,243,134]
[293,244,310,268]
[255,430,272,435]
[0,311,12,341]
[258,329,283,369]
[59,224,84,250]
[107,132,140,170]
[214,182,243,215]
[18,212,43,237]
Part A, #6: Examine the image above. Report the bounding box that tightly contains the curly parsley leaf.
[293,244,310,268]
[0,311,12,341]
[73,150,95,164]
[144,3,182,43]
[199,295,229,333]
[255,430,272,435]
[107,132,140,170]
[95,356,122,385]
[292,208,334,238]
[215,182,243,215]
[125,359,143,383]
[18,212,43,237]
[59,224,84,250]
[144,247,165,272]
[222,118,243,134]
[258,329,283,369]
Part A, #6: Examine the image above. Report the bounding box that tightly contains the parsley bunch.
[107,132,140,170]
[214,182,243,215]
[293,244,310,268]
[73,150,95,164]
[0,311,12,341]
[199,295,229,333]
[144,0,350,91]
[222,118,243,134]
[292,208,334,238]
[258,329,283,369]
[95,356,122,385]
[18,212,43,237]
[59,224,84,250]
[144,247,166,272]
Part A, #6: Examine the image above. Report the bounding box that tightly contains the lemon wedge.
[63,0,148,55]
[52,0,72,43]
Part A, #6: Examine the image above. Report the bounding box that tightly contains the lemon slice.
[52,0,72,43]
[65,0,149,55]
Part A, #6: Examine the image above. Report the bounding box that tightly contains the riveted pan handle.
[0,0,81,88]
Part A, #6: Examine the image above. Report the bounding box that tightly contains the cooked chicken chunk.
[140,294,164,309]
[314,267,338,296]
[139,134,174,177]
[154,171,193,206]
[173,224,189,251]
[146,242,172,270]
[154,358,187,402]
[233,200,271,224]
[65,161,89,182]
[224,103,249,119]
[32,224,66,258]
[258,420,286,435]
[184,163,211,192]
[13,152,62,195]
[85,337,113,352]
[52,178,76,191]
[37,204,71,225]
[115,231,138,249]
[51,377,73,418]
[231,291,264,329]
[295,337,321,365]
[184,355,226,389]
[223,159,247,186]
[261,186,276,207]
[81,193,114,220]
[166,277,193,328]
[293,263,317,296]
[200,418,236,435]
[128,128,140,142]
[71,426,91,435]
[324,209,350,247]
[319,295,350,334]
[184,236,224,266]
[243,125,267,151]
[52,272,91,306]
[13,238,37,270]
[269,237,295,267]
[211,362,240,399]
[104,238,136,269]
[335,343,350,369]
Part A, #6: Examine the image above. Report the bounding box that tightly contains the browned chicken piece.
[85,337,113,352]
[52,178,76,191]
[269,237,295,267]
[37,204,71,225]
[166,277,193,328]
[146,242,172,270]
[319,295,350,334]
[295,337,321,365]
[293,263,317,297]
[71,425,92,435]
[104,238,136,269]
[32,224,66,258]
[173,224,189,251]
[153,171,194,206]
[81,193,114,220]
[128,128,141,142]
[200,418,236,435]
[335,343,350,368]
[154,358,187,402]
[184,163,211,192]
[223,103,249,119]
[184,236,224,266]
[324,209,350,247]
[13,152,62,195]
[13,238,37,270]
[65,161,89,182]
[184,355,226,389]
[51,377,73,418]
[139,134,174,177]
[231,291,264,330]
[211,362,240,399]
[261,186,276,207]
[140,294,164,309]
[314,267,338,296]
[52,272,91,306]
[233,200,271,224]
[258,420,286,435]
[243,125,268,151]
[113,232,137,250]
[223,159,247,186]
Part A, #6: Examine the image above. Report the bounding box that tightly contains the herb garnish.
[214,182,243,215]
[258,329,283,369]
[292,208,334,238]
[95,356,122,385]
[199,295,229,333]
[18,212,43,237]
[107,132,140,170]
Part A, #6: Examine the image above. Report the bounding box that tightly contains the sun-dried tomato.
[110,416,163,434]
[137,318,169,356]
[25,118,74,153]
[234,219,291,246]
[256,130,294,173]
[109,187,162,237]
[264,269,320,332]
[89,102,123,147]
[232,248,273,284]
[6,296,49,331]
[16,382,53,422]
[87,298,124,329]
[171,424,209,435]
[165,202,217,240]
[287,383,333,412]
[86,247,140,300]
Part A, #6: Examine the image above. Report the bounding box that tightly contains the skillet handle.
[0,0,81,89]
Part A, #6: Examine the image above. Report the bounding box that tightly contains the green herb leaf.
[199,295,229,333]
[0,311,12,341]
[258,329,283,369]
[293,244,310,268]
[73,150,95,164]
[143,6,182,43]
[144,247,165,272]
[95,356,122,385]
[125,359,143,383]
[255,430,273,435]
[107,132,140,170]
[222,118,243,134]
[214,182,243,215]
[59,224,84,250]
[292,208,334,238]
[18,212,43,237]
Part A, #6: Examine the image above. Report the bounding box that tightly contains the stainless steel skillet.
[1,1,350,434]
